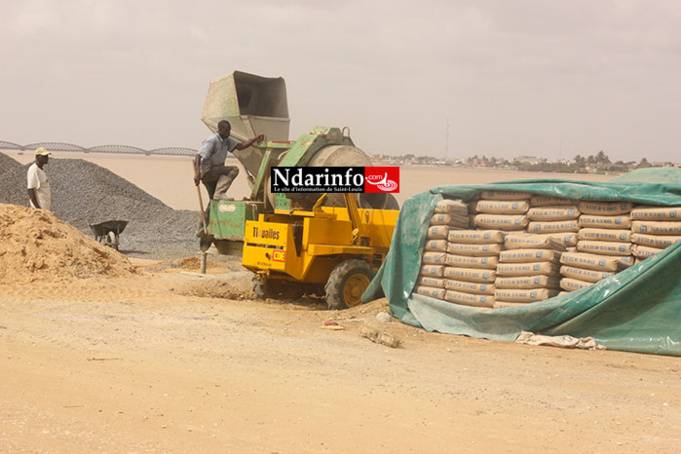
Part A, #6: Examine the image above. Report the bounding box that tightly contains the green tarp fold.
[363,177,681,356]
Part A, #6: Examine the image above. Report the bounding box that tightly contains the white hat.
[35,147,51,156]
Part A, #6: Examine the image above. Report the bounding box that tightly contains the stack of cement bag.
[558,251,621,292]
[630,205,681,262]
[526,195,580,248]
[494,234,563,309]
[414,195,681,305]
[577,201,635,269]
[556,201,633,292]
[414,199,470,301]
[472,190,531,232]
[440,229,505,309]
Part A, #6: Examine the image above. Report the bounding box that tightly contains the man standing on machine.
[194,120,263,200]
[193,120,263,231]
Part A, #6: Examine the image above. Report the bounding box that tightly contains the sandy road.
[1,263,681,453]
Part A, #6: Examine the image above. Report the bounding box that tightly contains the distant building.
[515,156,540,164]
[652,162,676,167]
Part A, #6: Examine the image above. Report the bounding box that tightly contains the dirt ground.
[1,255,681,454]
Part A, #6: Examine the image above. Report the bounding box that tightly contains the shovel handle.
[197,184,208,231]
[194,161,208,232]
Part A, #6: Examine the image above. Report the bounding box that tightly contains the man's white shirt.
[27,162,51,211]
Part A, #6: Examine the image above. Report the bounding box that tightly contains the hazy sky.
[1,0,680,162]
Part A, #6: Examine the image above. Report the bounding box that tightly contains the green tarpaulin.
[363,175,681,356]
[609,167,681,184]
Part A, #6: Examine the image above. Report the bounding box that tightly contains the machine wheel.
[325,259,374,310]
[279,283,305,300]
[253,278,304,300]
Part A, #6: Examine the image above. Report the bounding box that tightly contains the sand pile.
[0,153,199,259]
[0,204,135,284]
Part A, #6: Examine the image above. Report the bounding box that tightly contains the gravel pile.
[0,153,23,176]
[0,153,201,259]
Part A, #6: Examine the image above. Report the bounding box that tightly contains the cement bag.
[527,206,580,221]
[528,220,579,234]
[430,213,469,228]
[530,195,578,207]
[578,228,632,243]
[426,225,449,239]
[577,240,632,256]
[504,233,566,251]
[414,286,446,300]
[448,229,505,244]
[422,251,447,265]
[631,233,681,249]
[619,255,635,268]
[474,214,528,231]
[445,279,495,295]
[579,215,631,229]
[474,200,529,215]
[445,254,499,270]
[424,239,448,252]
[632,244,665,259]
[493,301,528,309]
[578,201,634,215]
[444,290,495,308]
[420,264,445,278]
[443,266,496,283]
[480,190,532,201]
[559,265,613,283]
[434,199,469,216]
[416,276,445,288]
[495,275,561,289]
[560,277,594,292]
[631,221,681,236]
[496,261,561,277]
[559,252,620,272]
[630,206,681,221]
[535,232,578,247]
[495,288,559,303]
[499,248,562,264]
[446,242,503,257]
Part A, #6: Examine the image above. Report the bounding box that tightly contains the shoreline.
[1,149,613,211]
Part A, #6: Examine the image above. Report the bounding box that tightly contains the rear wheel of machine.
[325,259,374,310]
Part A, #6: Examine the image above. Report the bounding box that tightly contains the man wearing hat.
[27,147,52,211]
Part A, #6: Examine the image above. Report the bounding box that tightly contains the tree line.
[376,151,665,173]
[508,151,653,173]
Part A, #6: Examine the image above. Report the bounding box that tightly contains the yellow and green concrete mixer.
[200,71,399,308]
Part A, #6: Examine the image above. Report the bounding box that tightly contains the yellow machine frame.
[242,193,398,308]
